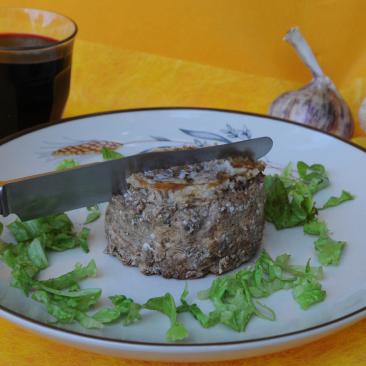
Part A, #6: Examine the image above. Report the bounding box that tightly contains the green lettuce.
[292,276,326,309]
[265,161,331,229]
[1,213,105,329]
[203,276,270,332]
[296,161,330,194]
[56,159,79,171]
[27,238,48,270]
[192,252,324,333]
[38,286,101,311]
[314,236,346,265]
[177,287,219,328]
[265,161,353,266]
[31,260,102,328]
[196,252,326,332]
[7,214,91,253]
[264,175,316,229]
[39,260,97,290]
[32,290,104,329]
[275,254,324,280]
[101,147,124,160]
[92,307,121,323]
[84,206,101,224]
[303,219,329,236]
[2,243,39,294]
[78,227,90,253]
[0,240,8,257]
[144,293,188,341]
[303,218,346,266]
[92,295,142,326]
[321,190,355,210]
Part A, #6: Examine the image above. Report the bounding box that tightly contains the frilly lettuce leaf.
[56,159,79,171]
[84,206,101,225]
[144,293,188,341]
[314,236,346,266]
[321,190,355,210]
[39,260,97,290]
[264,175,316,229]
[292,277,326,310]
[101,147,124,160]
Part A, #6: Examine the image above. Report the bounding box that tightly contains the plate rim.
[0,106,365,348]
[1,106,365,155]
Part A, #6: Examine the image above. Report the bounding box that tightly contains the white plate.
[0,108,365,362]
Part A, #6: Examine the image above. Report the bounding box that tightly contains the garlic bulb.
[269,28,354,139]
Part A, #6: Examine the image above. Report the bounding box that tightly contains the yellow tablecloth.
[65,39,366,144]
[1,1,366,364]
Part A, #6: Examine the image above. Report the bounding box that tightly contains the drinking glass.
[0,8,77,138]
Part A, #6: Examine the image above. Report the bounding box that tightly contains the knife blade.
[0,137,272,220]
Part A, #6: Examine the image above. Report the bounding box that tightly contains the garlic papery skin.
[358,97,366,133]
[269,28,354,139]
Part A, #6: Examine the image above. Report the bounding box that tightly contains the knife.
[0,137,273,220]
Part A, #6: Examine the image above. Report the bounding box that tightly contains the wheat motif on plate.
[52,140,123,156]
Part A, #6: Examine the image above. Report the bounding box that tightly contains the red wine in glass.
[0,33,73,138]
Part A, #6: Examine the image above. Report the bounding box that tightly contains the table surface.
[0,1,366,365]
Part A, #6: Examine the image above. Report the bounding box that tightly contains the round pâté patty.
[104,156,266,279]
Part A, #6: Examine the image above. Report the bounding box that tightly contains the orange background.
[0,0,365,84]
[0,1,366,365]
